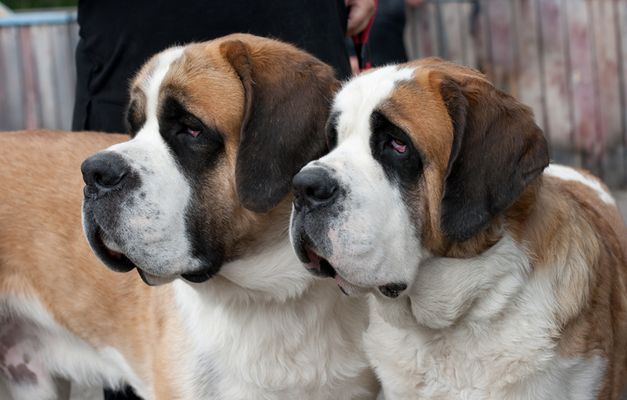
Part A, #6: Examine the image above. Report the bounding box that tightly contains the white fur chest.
[364,236,606,400]
[172,246,376,400]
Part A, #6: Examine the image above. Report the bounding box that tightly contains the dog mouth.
[94,227,137,273]
[180,270,213,283]
[297,237,336,278]
[294,235,345,290]
[300,242,351,296]
[295,234,407,298]
[93,228,211,286]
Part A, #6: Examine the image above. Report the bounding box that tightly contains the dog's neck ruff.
[216,238,315,301]
[171,239,373,399]
[367,229,607,399]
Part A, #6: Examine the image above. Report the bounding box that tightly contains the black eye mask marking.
[155,95,228,280]
[369,110,423,187]
[158,95,225,178]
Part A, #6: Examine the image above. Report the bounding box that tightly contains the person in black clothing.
[72,0,374,134]
[72,1,374,399]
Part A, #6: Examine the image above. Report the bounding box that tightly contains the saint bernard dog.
[290,58,627,399]
[0,34,379,400]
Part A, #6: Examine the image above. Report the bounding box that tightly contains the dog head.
[290,58,549,297]
[81,34,338,287]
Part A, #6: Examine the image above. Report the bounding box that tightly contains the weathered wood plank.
[31,24,59,129]
[421,3,438,58]
[512,0,545,133]
[458,2,479,70]
[566,0,598,172]
[441,2,464,65]
[474,0,494,81]
[538,0,573,150]
[51,23,76,130]
[406,5,423,59]
[590,0,624,185]
[591,0,622,146]
[0,21,79,132]
[484,0,516,95]
[0,28,10,131]
[18,26,39,130]
[0,27,25,131]
[388,0,626,186]
[405,3,480,68]
[617,0,627,186]
[405,3,441,60]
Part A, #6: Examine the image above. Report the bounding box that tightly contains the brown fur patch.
[378,58,547,258]
[377,71,454,256]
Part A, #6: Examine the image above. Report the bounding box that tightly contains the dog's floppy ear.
[220,38,339,213]
[439,75,549,242]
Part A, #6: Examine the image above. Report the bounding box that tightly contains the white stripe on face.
[333,65,417,144]
[100,46,203,277]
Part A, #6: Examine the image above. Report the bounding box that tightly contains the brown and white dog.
[0,34,379,400]
[290,58,627,399]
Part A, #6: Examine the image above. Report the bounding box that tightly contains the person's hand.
[349,56,360,75]
[345,0,376,37]
[405,0,425,7]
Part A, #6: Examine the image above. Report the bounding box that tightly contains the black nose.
[292,168,339,211]
[82,151,129,196]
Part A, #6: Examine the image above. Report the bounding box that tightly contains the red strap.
[352,0,377,71]
[352,0,377,45]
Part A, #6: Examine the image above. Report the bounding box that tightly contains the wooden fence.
[0,11,78,132]
[1,2,627,187]
[406,0,627,187]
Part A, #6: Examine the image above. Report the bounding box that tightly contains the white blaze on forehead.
[544,164,615,205]
[102,45,202,276]
[319,65,419,184]
[333,65,416,143]
[141,46,186,137]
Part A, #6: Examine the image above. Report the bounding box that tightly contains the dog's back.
[538,165,627,399]
[0,130,176,400]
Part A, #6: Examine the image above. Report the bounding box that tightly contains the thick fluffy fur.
[290,58,627,399]
[0,34,378,399]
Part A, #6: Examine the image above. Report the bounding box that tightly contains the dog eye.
[186,127,201,138]
[391,139,407,154]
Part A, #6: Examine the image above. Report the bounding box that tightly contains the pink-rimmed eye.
[187,127,200,137]
[391,139,407,153]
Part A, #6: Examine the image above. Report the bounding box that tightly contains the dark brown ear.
[220,38,339,213]
[439,76,549,242]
